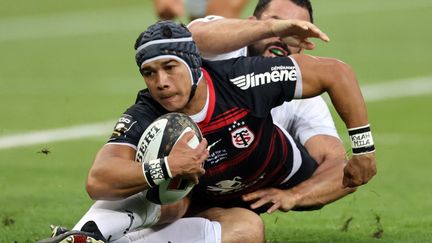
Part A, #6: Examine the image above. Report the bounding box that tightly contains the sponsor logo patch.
[230,66,297,90]
[112,114,137,137]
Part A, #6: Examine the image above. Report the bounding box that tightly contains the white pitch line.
[362,76,432,102]
[375,133,432,145]
[0,122,114,150]
[1,1,431,42]
[0,7,146,42]
[0,76,431,150]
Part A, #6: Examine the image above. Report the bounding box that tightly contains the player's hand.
[343,152,377,187]
[270,19,330,50]
[242,188,297,214]
[167,131,209,184]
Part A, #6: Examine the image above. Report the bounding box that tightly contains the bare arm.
[243,135,355,213]
[292,54,367,127]
[189,18,272,55]
[291,54,377,187]
[290,135,355,209]
[188,17,329,55]
[86,131,209,200]
[86,144,146,200]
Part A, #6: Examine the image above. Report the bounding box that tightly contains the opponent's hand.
[242,188,297,214]
[270,19,330,50]
[167,131,209,184]
[343,152,377,187]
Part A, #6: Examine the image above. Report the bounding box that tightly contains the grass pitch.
[1,0,432,242]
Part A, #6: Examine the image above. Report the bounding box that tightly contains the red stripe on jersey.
[204,127,292,200]
[212,107,246,123]
[201,68,215,124]
[200,108,248,134]
[198,69,249,133]
[252,127,291,186]
[246,130,278,179]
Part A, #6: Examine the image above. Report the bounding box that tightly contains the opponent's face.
[141,58,192,112]
[249,0,311,57]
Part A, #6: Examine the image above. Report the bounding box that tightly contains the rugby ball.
[136,112,202,204]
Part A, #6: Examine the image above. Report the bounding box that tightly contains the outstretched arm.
[291,54,376,187]
[188,17,329,55]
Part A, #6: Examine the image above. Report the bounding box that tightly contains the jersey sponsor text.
[230,67,297,90]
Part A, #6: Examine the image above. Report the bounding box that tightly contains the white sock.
[73,191,161,241]
[113,217,221,243]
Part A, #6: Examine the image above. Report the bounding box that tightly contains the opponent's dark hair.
[253,0,314,23]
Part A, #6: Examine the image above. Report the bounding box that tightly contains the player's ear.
[248,16,257,20]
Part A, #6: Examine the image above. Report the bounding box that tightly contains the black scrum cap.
[135,21,203,100]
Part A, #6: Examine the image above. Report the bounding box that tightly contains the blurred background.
[0,0,431,241]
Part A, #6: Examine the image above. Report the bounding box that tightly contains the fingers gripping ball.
[136,112,202,204]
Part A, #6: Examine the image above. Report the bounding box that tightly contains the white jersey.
[188,16,340,145]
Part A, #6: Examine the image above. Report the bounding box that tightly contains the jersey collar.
[193,68,215,125]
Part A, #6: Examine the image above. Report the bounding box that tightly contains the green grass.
[1,0,432,242]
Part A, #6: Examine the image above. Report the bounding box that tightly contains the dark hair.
[253,0,314,23]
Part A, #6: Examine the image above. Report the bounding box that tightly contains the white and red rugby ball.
[135,112,202,205]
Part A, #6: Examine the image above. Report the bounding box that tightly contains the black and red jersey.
[108,56,317,210]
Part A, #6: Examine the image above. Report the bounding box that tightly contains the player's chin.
[158,97,181,111]
[161,101,186,112]
[161,103,181,112]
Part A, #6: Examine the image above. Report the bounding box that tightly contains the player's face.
[140,58,192,112]
[249,0,311,57]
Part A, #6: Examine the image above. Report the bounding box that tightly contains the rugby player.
[38,20,375,243]
[188,0,377,189]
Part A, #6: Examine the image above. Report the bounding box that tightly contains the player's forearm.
[293,54,376,186]
[325,62,369,129]
[290,135,355,208]
[189,18,273,55]
[86,148,151,200]
[86,161,149,200]
[290,157,356,209]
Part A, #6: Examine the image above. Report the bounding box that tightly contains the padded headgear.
[135,21,203,100]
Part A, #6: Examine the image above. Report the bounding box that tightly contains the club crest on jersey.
[229,121,255,148]
[229,66,297,90]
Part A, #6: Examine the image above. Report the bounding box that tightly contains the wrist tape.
[142,157,172,188]
[348,124,375,155]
